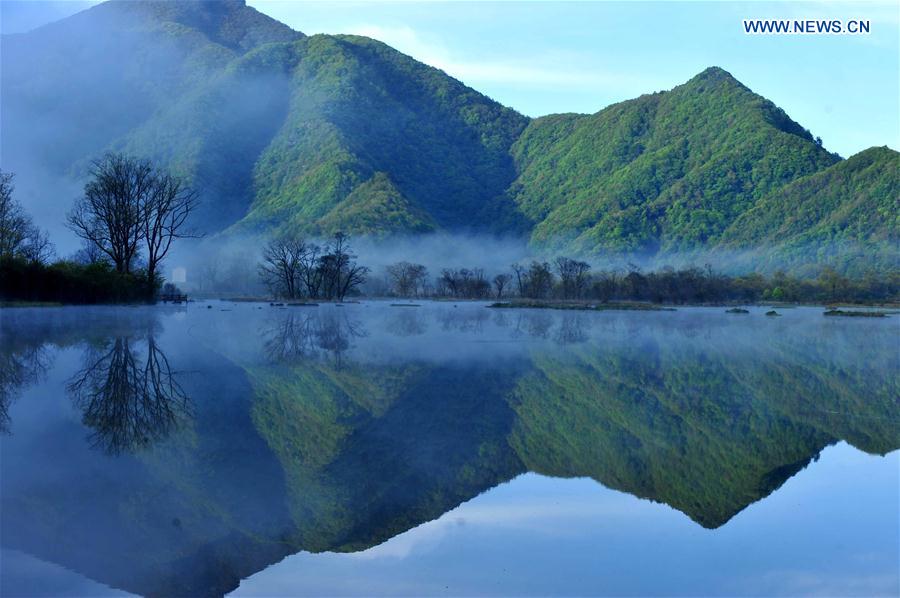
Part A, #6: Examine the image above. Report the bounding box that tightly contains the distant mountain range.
[2,0,897,270]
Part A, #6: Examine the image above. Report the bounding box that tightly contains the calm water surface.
[1,302,898,597]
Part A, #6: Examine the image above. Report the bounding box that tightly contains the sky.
[2,1,898,158]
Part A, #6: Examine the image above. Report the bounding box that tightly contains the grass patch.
[0,300,64,308]
[823,309,890,318]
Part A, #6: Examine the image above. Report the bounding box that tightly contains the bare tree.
[523,261,554,299]
[554,257,591,299]
[439,268,460,297]
[511,263,526,297]
[590,269,620,303]
[297,242,322,298]
[259,237,305,298]
[338,260,370,301]
[387,261,428,298]
[19,227,54,264]
[70,240,108,265]
[143,172,199,286]
[68,154,154,274]
[319,232,369,301]
[0,171,29,259]
[493,273,512,299]
[0,170,54,263]
[437,267,490,299]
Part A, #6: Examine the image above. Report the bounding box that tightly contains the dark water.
[1,302,897,597]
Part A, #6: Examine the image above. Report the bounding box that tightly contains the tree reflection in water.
[510,311,554,340]
[386,309,427,337]
[263,311,366,366]
[0,342,50,434]
[67,333,190,455]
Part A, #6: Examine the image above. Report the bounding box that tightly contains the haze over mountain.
[2,0,896,270]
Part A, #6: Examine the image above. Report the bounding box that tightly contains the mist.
[0,1,98,35]
[1,0,296,257]
[162,230,899,300]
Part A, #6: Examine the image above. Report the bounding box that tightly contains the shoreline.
[5,297,899,312]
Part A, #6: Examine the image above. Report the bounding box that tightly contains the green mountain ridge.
[723,146,899,245]
[509,67,842,253]
[1,0,897,269]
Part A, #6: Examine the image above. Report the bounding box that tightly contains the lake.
[1,302,898,597]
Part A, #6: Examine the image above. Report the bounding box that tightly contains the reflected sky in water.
[1,301,898,597]
[235,446,898,597]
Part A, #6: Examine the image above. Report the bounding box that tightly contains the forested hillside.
[2,0,896,270]
[718,146,900,272]
[507,67,840,253]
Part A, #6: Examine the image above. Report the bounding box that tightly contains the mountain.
[1,0,896,268]
[1,0,527,235]
[507,67,841,253]
[1,0,300,171]
[1,0,302,231]
[225,34,527,236]
[717,146,900,272]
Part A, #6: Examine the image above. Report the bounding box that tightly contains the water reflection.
[0,335,50,433]
[0,303,897,597]
[385,309,427,337]
[68,333,190,455]
[263,312,366,364]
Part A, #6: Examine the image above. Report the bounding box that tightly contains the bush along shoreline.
[1,257,160,305]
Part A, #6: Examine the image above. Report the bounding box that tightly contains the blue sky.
[4,1,898,157]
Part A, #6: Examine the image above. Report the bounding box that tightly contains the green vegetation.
[508,329,899,527]
[1,153,195,304]
[7,2,895,275]
[721,147,899,248]
[0,257,158,304]
[233,33,527,237]
[508,68,839,253]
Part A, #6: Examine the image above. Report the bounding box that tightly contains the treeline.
[1,259,154,304]
[379,258,900,304]
[1,155,196,304]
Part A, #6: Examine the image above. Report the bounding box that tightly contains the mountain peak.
[696,65,733,79]
[59,0,302,52]
[683,66,746,91]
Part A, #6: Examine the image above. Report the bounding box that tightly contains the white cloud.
[340,24,649,92]
[345,474,652,561]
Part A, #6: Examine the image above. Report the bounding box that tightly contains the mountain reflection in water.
[1,302,897,597]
